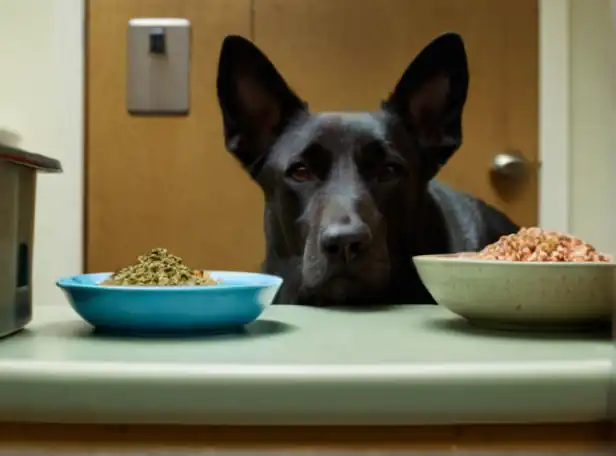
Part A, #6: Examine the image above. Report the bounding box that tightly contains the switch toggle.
[149,27,166,55]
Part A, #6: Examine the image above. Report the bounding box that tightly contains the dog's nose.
[320,222,372,262]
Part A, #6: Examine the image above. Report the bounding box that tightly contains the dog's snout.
[320,222,372,262]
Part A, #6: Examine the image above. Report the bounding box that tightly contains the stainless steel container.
[0,145,62,338]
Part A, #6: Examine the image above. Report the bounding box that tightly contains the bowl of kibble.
[413,227,615,330]
[56,248,283,333]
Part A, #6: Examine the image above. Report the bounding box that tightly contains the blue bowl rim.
[56,270,283,292]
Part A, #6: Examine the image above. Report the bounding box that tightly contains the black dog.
[216,33,518,306]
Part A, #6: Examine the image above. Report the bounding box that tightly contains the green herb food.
[101,248,217,286]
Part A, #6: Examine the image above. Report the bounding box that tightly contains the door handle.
[491,151,530,181]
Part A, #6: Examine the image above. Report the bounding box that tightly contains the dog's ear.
[217,35,306,176]
[383,33,469,175]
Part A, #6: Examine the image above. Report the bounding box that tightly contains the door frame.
[73,0,573,271]
[538,0,571,232]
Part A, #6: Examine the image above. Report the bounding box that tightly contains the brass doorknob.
[491,152,529,180]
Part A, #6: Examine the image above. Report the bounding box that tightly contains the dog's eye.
[377,163,404,182]
[286,163,314,182]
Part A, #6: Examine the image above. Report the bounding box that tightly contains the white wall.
[568,0,615,255]
[539,0,615,255]
[0,0,612,307]
[0,0,84,306]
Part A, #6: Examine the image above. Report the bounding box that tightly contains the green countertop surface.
[0,303,611,425]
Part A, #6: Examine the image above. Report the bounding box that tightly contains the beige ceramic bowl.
[412,253,616,329]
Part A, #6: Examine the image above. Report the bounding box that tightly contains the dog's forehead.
[272,112,390,166]
[313,112,388,143]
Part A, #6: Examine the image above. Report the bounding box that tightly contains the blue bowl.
[56,271,283,333]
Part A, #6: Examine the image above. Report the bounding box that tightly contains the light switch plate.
[127,18,191,115]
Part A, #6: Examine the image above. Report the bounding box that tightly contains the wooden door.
[86,0,538,272]
[87,0,262,272]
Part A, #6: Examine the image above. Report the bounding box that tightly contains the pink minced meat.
[476,227,611,262]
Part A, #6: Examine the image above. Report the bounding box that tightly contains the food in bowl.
[101,248,218,286]
[411,227,614,329]
[475,227,611,262]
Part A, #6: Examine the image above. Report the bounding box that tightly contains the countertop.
[0,302,611,425]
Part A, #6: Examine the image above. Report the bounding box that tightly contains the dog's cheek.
[299,190,325,247]
[301,206,328,288]
[364,234,392,287]
[276,187,308,255]
[384,178,420,231]
[301,235,327,288]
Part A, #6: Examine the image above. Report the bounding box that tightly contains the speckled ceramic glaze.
[413,254,616,328]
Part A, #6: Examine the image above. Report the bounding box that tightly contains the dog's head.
[216,34,468,305]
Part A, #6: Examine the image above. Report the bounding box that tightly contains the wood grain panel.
[87,0,261,272]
